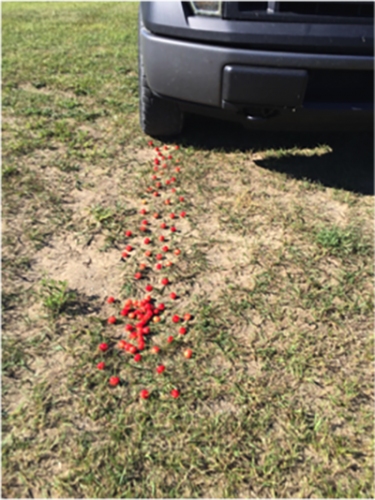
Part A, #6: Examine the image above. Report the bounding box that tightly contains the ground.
[2,2,374,498]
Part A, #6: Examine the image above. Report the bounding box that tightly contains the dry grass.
[2,2,374,498]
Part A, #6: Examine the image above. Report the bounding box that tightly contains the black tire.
[138,10,184,138]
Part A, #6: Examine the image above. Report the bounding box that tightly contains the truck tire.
[138,11,184,138]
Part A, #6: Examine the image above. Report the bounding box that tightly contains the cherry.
[165,261,172,267]
[125,324,134,331]
[140,390,150,399]
[166,180,170,185]
[174,249,181,255]
[109,376,120,386]
[153,213,160,219]
[180,212,186,217]
[175,145,180,150]
[156,263,162,270]
[128,345,137,354]
[142,219,148,225]
[161,278,169,286]
[108,316,116,324]
[168,155,172,159]
[97,362,105,370]
[159,235,165,242]
[171,177,176,182]
[179,197,184,202]
[148,141,153,146]
[126,245,133,252]
[165,199,171,205]
[140,209,147,215]
[171,188,176,193]
[107,296,115,304]
[145,250,152,257]
[125,231,132,237]
[153,192,159,197]
[156,365,165,374]
[122,251,128,258]
[184,313,192,321]
[156,182,161,188]
[171,227,176,232]
[170,292,177,300]
[171,389,180,398]
[142,326,150,334]
[162,246,169,252]
[172,315,180,323]
[153,316,161,323]
[162,163,167,168]
[134,272,142,280]
[155,147,159,152]
[154,159,160,165]
[179,327,187,335]
[154,166,158,172]
[175,167,180,172]
[139,263,147,270]
[167,336,174,343]
[140,226,147,232]
[170,213,176,219]
[184,349,192,359]
[144,238,151,245]
[156,253,163,260]
[158,303,165,311]
[134,354,142,362]
[152,175,157,180]
[151,346,160,354]
[160,222,167,229]
[118,340,127,349]
[146,284,153,292]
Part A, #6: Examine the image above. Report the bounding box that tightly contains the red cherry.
[163,145,168,150]
[148,141,153,146]
[159,235,165,242]
[184,313,192,321]
[154,159,160,165]
[142,327,150,334]
[134,354,142,362]
[174,249,181,255]
[158,152,162,156]
[155,147,159,152]
[172,315,180,323]
[168,155,172,159]
[120,308,129,316]
[175,167,180,172]
[153,166,158,172]
[156,253,163,260]
[170,293,177,300]
[153,192,159,197]
[145,250,152,257]
[126,245,133,252]
[166,180,170,185]
[108,316,116,324]
[171,188,176,193]
[179,197,184,202]
[118,340,127,349]
[146,284,153,292]
[162,163,167,168]
[167,336,174,343]
[170,213,176,219]
[134,272,142,280]
[175,145,180,150]
[144,238,151,245]
[142,219,148,225]
[184,349,192,359]
[152,175,157,180]
[140,390,150,399]
[156,365,165,374]
[171,227,176,232]
[122,251,128,258]
[162,246,169,252]
[151,346,160,354]
[125,231,132,237]
[171,177,176,182]
[128,345,137,354]
[158,303,165,311]
[161,278,169,286]
[180,212,186,217]
[140,209,147,215]
[140,226,147,232]
[107,296,115,304]
[160,223,167,229]
[125,324,134,331]
[129,331,137,339]
[171,389,180,398]
[97,362,105,370]
[156,182,161,188]
[156,263,162,270]
[109,376,120,386]
[179,327,187,335]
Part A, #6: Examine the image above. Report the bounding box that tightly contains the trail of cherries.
[96,142,192,400]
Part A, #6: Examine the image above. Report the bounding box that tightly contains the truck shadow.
[181,114,374,195]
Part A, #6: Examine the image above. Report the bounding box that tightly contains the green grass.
[2,2,374,498]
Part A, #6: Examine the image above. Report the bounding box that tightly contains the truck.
[138,1,374,136]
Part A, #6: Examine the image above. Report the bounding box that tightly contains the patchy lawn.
[2,2,374,498]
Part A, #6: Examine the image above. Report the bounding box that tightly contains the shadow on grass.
[181,114,374,195]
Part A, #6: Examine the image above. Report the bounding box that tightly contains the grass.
[2,2,374,498]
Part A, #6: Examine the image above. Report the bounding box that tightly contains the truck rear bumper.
[140,27,374,112]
